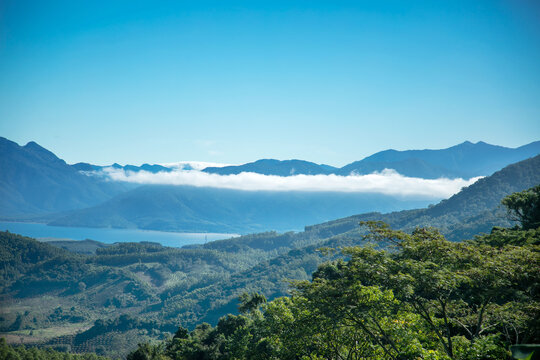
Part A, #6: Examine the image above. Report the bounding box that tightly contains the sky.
[1,0,539,167]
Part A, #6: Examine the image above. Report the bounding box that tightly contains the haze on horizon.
[1,0,539,166]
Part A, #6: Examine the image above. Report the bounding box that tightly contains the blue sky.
[1,0,539,166]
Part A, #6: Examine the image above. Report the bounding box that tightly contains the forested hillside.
[127,185,540,360]
[0,230,288,357]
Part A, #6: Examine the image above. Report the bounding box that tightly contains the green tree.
[502,185,540,230]
[238,292,266,315]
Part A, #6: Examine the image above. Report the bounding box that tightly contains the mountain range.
[1,136,539,234]
[45,153,540,237]
[202,140,540,178]
[71,162,173,174]
[70,140,540,179]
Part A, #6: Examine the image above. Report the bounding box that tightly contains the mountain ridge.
[201,140,540,179]
[67,140,540,179]
[0,137,131,218]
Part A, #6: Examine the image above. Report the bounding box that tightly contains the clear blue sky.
[1,0,539,166]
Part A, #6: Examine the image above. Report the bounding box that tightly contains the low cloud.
[98,168,481,199]
[159,161,233,171]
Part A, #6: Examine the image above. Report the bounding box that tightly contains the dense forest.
[0,338,109,360]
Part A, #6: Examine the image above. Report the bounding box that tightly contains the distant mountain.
[70,141,540,180]
[203,159,337,176]
[309,154,540,240]
[71,162,172,174]
[71,162,103,172]
[338,140,540,178]
[3,136,539,226]
[338,157,464,179]
[194,154,540,255]
[49,185,431,233]
[0,137,130,218]
[201,141,540,179]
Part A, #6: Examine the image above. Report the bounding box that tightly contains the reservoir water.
[0,221,237,248]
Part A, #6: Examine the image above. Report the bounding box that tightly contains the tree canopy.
[502,184,540,230]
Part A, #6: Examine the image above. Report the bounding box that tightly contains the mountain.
[201,141,540,179]
[338,140,540,178]
[203,159,337,176]
[49,185,431,233]
[0,137,130,218]
[71,162,172,174]
[310,154,540,240]
[338,157,463,179]
[3,136,539,228]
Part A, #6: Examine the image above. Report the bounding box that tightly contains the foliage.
[0,337,111,360]
[128,212,539,359]
[502,185,540,230]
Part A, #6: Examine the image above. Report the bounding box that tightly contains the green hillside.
[129,201,540,360]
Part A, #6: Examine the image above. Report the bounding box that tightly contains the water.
[0,221,237,248]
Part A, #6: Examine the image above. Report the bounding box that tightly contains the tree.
[126,342,166,360]
[238,292,266,314]
[502,185,540,230]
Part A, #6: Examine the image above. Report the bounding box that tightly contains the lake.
[0,221,238,248]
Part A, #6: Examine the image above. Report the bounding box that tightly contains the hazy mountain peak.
[203,158,337,176]
[23,140,64,163]
[339,140,540,179]
[0,138,129,217]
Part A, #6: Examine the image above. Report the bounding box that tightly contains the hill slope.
[49,185,431,233]
[311,154,540,240]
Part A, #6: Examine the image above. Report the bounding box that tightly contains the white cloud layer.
[159,161,233,170]
[98,168,482,199]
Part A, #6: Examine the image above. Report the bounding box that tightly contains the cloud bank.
[98,167,481,199]
[159,161,233,171]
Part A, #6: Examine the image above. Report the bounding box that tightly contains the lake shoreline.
[0,221,238,248]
